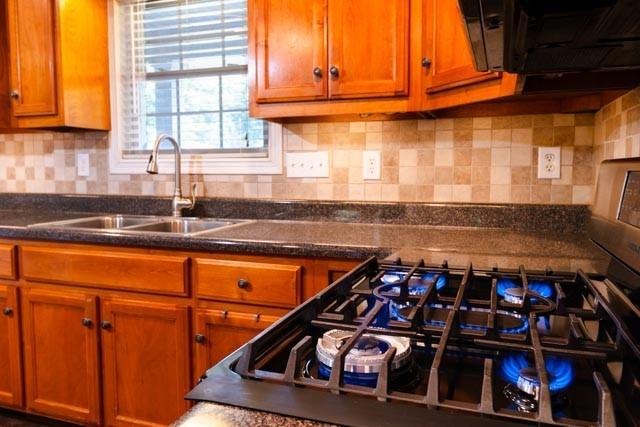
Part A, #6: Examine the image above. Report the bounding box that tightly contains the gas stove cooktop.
[188,257,639,426]
[187,158,640,426]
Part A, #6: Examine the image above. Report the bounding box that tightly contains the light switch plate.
[537,146,561,179]
[362,150,381,180]
[286,151,329,178]
[77,153,90,177]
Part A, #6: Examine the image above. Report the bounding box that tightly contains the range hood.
[458,0,640,75]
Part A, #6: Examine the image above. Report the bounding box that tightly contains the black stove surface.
[188,257,640,427]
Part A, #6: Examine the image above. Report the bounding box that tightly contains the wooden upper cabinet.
[0,285,22,409]
[6,0,57,117]
[2,0,110,130]
[101,298,190,427]
[327,0,410,99]
[21,288,100,425]
[421,0,519,110]
[254,0,327,102]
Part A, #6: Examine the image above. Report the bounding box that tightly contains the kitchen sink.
[31,215,163,230]
[127,218,243,235]
[29,215,249,236]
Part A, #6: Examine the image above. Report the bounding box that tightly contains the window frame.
[107,0,282,175]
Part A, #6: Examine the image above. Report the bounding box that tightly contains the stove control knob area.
[195,334,206,344]
[237,279,250,290]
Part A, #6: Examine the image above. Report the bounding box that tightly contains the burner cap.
[517,367,542,398]
[504,287,525,304]
[500,353,574,399]
[316,329,411,374]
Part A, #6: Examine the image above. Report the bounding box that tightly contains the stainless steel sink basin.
[29,215,249,236]
[128,218,242,235]
[31,215,163,230]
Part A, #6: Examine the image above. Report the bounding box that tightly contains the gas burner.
[500,353,574,411]
[315,329,413,387]
[497,278,555,302]
[381,271,447,295]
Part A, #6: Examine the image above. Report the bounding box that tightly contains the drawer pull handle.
[81,317,93,327]
[254,313,261,322]
[221,310,228,318]
[313,67,322,78]
[237,279,249,289]
[2,307,13,316]
[329,66,339,77]
[100,320,112,330]
[195,334,206,344]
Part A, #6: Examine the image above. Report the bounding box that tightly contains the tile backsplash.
[0,113,596,204]
[2,87,638,205]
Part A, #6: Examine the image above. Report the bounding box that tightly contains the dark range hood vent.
[458,0,640,75]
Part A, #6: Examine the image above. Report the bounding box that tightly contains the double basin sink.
[30,215,249,236]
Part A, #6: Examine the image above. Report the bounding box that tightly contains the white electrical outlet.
[537,146,561,179]
[362,150,381,180]
[286,151,329,178]
[77,153,90,177]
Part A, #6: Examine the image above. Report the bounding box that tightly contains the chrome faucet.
[146,134,196,217]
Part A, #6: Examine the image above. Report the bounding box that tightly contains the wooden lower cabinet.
[194,309,279,381]
[101,298,191,427]
[22,287,101,425]
[0,285,22,409]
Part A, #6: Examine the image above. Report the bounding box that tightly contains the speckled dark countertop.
[0,194,611,427]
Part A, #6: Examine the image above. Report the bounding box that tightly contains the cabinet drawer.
[21,246,189,296]
[195,259,301,307]
[0,245,17,280]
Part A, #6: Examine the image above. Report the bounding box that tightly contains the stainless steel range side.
[187,159,640,427]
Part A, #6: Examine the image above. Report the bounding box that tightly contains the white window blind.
[115,0,267,156]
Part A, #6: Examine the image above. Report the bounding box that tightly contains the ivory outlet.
[77,153,90,177]
[363,150,381,180]
[286,151,329,178]
[537,146,561,179]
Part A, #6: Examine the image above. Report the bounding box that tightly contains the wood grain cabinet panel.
[194,309,279,381]
[101,298,190,427]
[254,0,327,102]
[195,258,301,307]
[21,246,189,296]
[0,285,22,409]
[0,244,17,280]
[327,0,410,99]
[22,288,100,425]
[6,0,57,116]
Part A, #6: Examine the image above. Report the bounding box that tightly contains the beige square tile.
[399,167,418,184]
[453,166,471,185]
[472,130,492,148]
[510,186,530,203]
[454,148,472,166]
[472,148,491,165]
[490,185,510,202]
[511,128,532,146]
[399,149,418,166]
[381,184,400,201]
[418,120,436,131]
[435,119,454,130]
[473,117,492,129]
[491,166,511,185]
[365,121,383,132]
[492,129,511,147]
[491,147,510,166]
[451,185,472,202]
[574,126,594,146]
[472,185,490,202]
[433,185,452,201]
[435,167,453,185]
[434,149,453,166]
[553,114,575,127]
[364,183,382,201]
[435,131,454,148]
[349,122,366,133]
[510,146,532,166]
[398,184,417,201]
[472,166,490,185]
[572,185,592,204]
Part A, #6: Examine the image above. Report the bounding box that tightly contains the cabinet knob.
[421,57,431,68]
[194,334,206,344]
[2,307,12,316]
[9,90,19,99]
[237,279,249,289]
[329,66,339,77]
[100,320,112,330]
[81,317,93,327]
[313,67,322,78]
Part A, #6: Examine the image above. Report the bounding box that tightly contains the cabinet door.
[0,285,22,408]
[194,309,278,381]
[22,288,100,425]
[327,0,410,99]
[422,0,499,94]
[254,0,327,102]
[6,0,57,116]
[101,298,190,427]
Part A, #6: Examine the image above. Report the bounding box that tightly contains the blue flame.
[317,363,380,387]
[500,353,574,394]
[497,278,554,300]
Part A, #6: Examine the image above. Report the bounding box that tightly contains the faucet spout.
[146,134,196,217]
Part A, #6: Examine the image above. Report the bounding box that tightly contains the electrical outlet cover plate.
[363,150,381,180]
[77,153,90,177]
[286,151,330,178]
[537,146,561,179]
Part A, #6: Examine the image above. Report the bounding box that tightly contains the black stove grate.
[230,257,640,426]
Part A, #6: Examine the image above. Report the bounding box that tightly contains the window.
[109,0,282,174]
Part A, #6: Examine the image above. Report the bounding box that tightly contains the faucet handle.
[189,183,197,209]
